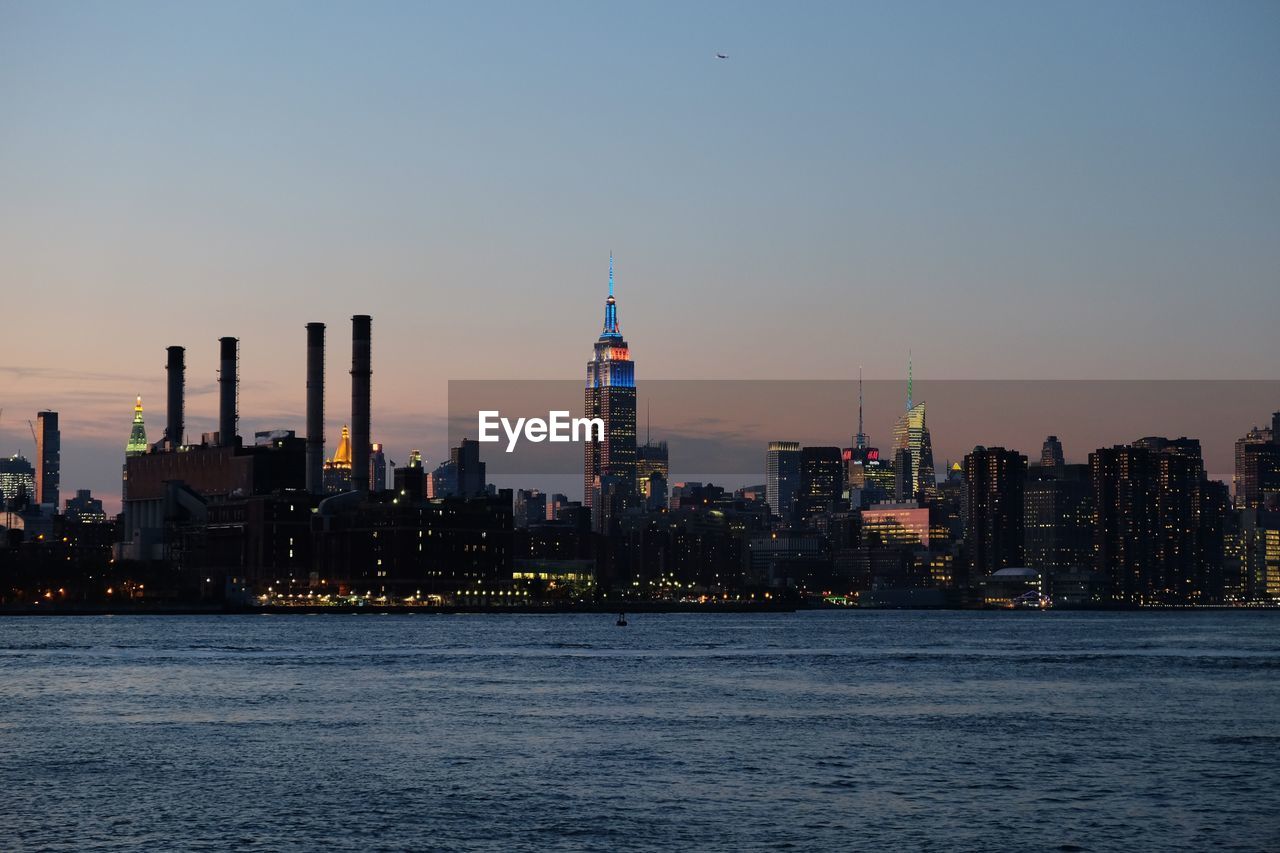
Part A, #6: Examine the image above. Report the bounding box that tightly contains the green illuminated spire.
[907,350,913,412]
[125,396,148,457]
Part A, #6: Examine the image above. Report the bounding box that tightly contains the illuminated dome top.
[330,425,352,467]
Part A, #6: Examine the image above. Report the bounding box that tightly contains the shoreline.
[1,602,1276,616]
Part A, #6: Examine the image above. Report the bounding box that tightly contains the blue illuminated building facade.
[584,254,637,530]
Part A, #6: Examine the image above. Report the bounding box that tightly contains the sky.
[2,0,1278,511]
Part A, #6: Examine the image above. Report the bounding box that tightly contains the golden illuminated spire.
[331,425,352,467]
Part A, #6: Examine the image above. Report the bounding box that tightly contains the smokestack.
[306,322,325,494]
[218,336,238,447]
[351,314,371,492]
[165,345,185,450]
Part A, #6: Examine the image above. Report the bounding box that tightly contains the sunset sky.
[2,1,1278,511]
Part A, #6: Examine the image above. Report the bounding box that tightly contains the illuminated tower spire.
[602,252,620,337]
[907,350,913,412]
[855,366,867,450]
[125,396,148,457]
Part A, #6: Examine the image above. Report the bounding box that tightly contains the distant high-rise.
[765,441,801,521]
[64,489,106,524]
[1023,462,1092,578]
[891,402,936,503]
[860,447,895,504]
[963,446,1027,583]
[370,442,387,492]
[1092,437,1213,605]
[0,453,36,510]
[515,489,547,528]
[796,446,843,520]
[636,439,669,510]
[393,454,426,502]
[584,254,637,525]
[1234,416,1280,509]
[126,397,148,457]
[1040,435,1065,472]
[35,411,59,509]
[451,438,486,498]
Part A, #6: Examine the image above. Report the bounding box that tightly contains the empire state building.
[584,254,637,528]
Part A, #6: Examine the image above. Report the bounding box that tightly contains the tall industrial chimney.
[218,336,238,447]
[165,345,185,450]
[306,322,325,494]
[351,315,372,493]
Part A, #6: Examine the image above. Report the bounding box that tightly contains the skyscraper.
[1040,435,1065,472]
[636,439,669,509]
[35,410,59,509]
[765,441,801,521]
[1023,462,1092,578]
[796,446,843,520]
[1092,437,1214,605]
[1234,415,1280,509]
[370,442,387,492]
[963,446,1027,584]
[584,254,637,527]
[451,437,487,498]
[891,402,936,503]
[0,454,36,510]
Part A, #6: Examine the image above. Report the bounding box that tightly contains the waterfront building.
[1092,437,1217,605]
[963,446,1027,584]
[1023,462,1092,579]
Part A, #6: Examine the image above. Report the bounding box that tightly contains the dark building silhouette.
[350,315,372,494]
[451,438,487,498]
[963,446,1027,584]
[35,411,59,509]
[1023,462,1092,579]
[1092,437,1216,605]
[515,489,547,528]
[370,443,387,492]
[393,453,427,502]
[796,446,843,520]
[1040,435,1065,473]
[64,489,106,524]
[313,492,512,601]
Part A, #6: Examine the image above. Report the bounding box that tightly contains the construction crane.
[28,419,37,445]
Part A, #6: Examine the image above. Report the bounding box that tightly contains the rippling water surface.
[2,611,1278,852]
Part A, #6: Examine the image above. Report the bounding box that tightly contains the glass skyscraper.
[891,401,936,503]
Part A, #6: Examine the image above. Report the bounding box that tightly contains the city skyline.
[4,1,1280,512]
